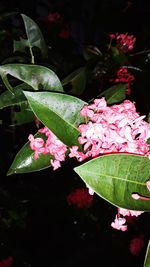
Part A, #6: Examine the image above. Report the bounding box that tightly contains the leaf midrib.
[29,98,80,133]
[78,170,146,186]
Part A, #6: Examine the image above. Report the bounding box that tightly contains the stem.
[30,46,35,64]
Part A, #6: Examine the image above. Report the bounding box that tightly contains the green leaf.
[7,133,52,175]
[62,67,86,96]
[97,83,127,104]
[111,46,128,65]
[21,13,48,59]
[11,103,34,126]
[0,83,31,109]
[74,153,150,211]
[144,240,150,267]
[13,38,29,53]
[0,64,64,92]
[24,91,87,147]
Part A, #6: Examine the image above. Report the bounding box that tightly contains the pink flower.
[146,180,150,191]
[28,127,67,170]
[50,159,61,170]
[118,207,144,217]
[111,207,144,231]
[111,215,128,231]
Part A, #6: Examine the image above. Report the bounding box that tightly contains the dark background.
[0,1,150,267]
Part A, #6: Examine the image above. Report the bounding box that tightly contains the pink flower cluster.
[69,98,150,162]
[66,188,93,208]
[110,32,136,53]
[29,97,150,175]
[111,207,144,231]
[28,127,67,170]
[111,67,135,95]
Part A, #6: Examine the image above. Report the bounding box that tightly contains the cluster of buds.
[110,32,136,53]
[111,67,135,95]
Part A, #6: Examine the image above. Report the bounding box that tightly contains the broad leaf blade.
[98,83,127,104]
[7,133,52,175]
[21,13,48,59]
[144,240,150,267]
[74,153,150,211]
[24,91,86,147]
[0,64,64,92]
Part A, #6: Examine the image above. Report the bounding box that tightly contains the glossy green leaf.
[97,83,127,104]
[0,83,31,109]
[7,133,52,175]
[24,91,87,147]
[74,153,150,211]
[62,67,86,96]
[144,240,150,267]
[11,103,34,126]
[0,64,64,92]
[21,13,48,59]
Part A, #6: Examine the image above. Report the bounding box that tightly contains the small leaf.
[62,67,86,96]
[21,13,48,59]
[97,83,127,104]
[7,133,52,175]
[74,153,150,211]
[0,64,64,92]
[24,91,86,147]
[144,240,150,267]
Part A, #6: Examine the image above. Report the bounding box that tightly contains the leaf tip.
[6,167,15,176]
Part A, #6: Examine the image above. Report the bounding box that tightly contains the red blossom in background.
[66,188,93,208]
[111,67,135,95]
[58,24,70,39]
[129,235,145,256]
[110,32,136,53]
[47,12,62,24]
[0,257,13,267]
